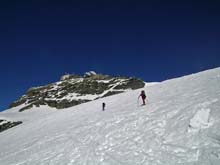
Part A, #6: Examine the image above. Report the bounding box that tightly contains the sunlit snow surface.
[0,68,220,165]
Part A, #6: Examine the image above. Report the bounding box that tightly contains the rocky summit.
[9,71,145,112]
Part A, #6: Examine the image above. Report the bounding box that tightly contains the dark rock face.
[113,78,145,90]
[0,119,22,133]
[9,72,145,111]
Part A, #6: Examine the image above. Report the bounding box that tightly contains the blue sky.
[0,0,220,111]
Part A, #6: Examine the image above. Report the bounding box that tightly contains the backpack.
[141,90,146,99]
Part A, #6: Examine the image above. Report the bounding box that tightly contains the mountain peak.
[84,71,97,77]
[9,73,145,112]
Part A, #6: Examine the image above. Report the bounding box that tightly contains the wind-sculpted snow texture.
[0,68,220,165]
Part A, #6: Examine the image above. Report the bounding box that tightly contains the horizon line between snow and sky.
[0,0,220,111]
[0,65,219,112]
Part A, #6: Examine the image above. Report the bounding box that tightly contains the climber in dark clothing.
[138,90,146,105]
[102,102,106,111]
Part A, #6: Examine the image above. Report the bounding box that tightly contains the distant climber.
[138,90,146,105]
[102,102,106,111]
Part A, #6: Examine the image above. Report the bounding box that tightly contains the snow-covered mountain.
[0,68,220,165]
[9,71,145,112]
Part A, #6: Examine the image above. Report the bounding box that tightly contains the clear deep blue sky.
[0,0,220,111]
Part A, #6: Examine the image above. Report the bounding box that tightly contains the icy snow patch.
[188,108,212,132]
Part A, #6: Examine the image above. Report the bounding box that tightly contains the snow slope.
[0,68,220,165]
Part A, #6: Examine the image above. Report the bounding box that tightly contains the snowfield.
[0,68,220,165]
